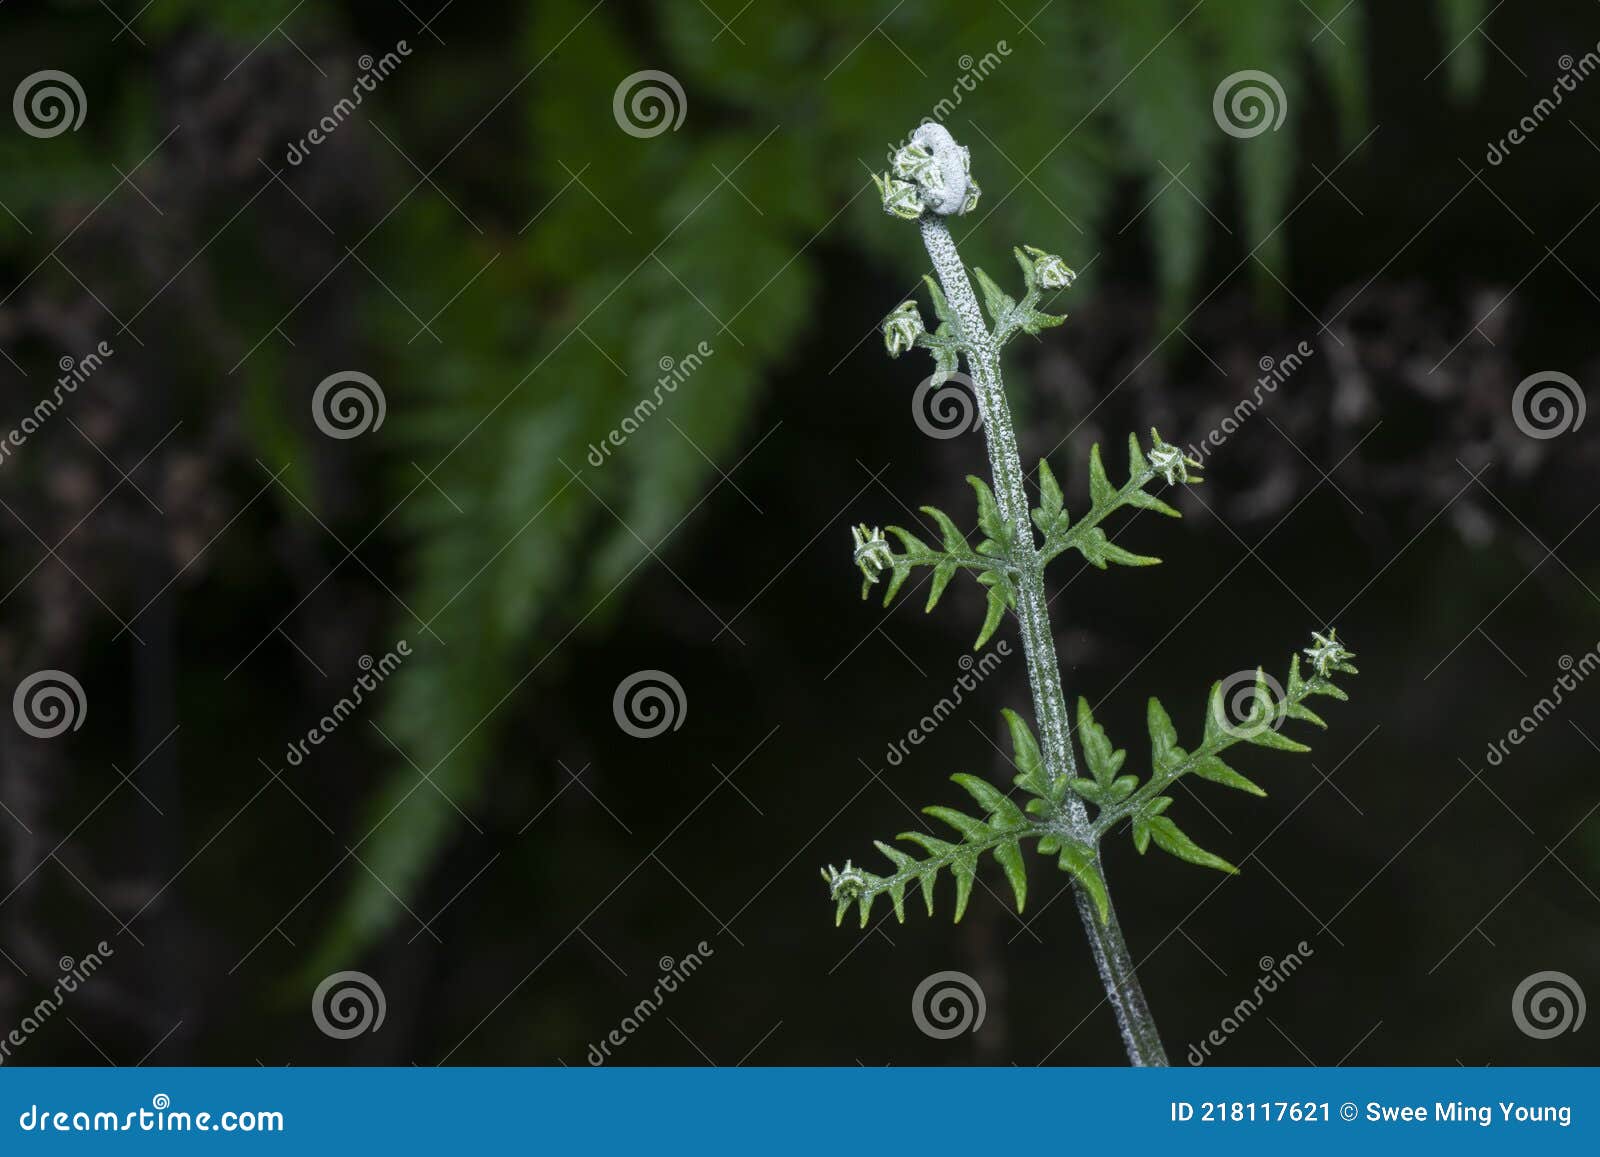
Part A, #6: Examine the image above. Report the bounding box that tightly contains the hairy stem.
[918,214,1170,1066]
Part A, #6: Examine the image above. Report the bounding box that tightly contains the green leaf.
[974,586,1008,650]
[992,839,1028,912]
[949,855,979,922]
[924,805,994,844]
[1148,816,1238,874]
[1246,727,1312,754]
[1074,527,1161,569]
[1001,708,1052,800]
[972,266,1016,326]
[1192,754,1266,797]
[951,773,1027,829]
[1016,304,1066,336]
[1088,443,1117,507]
[921,505,969,554]
[1146,696,1184,773]
[1057,840,1110,924]
[925,560,957,612]
[1034,459,1065,535]
[884,525,932,557]
[1068,778,1105,805]
[1076,697,1126,788]
[922,276,952,325]
[966,475,1007,546]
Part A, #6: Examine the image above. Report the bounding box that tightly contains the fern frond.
[822,710,1109,928]
[909,274,964,384]
[1076,635,1358,875]
[854,478,1024,648]
[1039,429,1201,570]
[972,245,1072,348]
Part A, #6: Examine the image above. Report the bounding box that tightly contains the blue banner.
[0,1067,1594,1153]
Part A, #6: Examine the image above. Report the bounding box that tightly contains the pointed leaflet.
[920,505,970,555]
[890,833,965,921]
[1282,655,1329,727]
[1057,840,1110,923]
[1130,795,1173,854]
[991,839,1028,912]
[918,275,962,386]
[966,475,1008,547]
[922,275,953,328]
[1243,665,1313,753]
[1074,527,1161,569]
[1192,754,1266,797]
[951,773,1028,830]
[1088,443,1118,508]
[1076,697,1127,788]
[925,561,957,613]
[973,583,1008,650]
[1033,459,1066,536]
[1001,708,1053,800]
[883,525,933,558]
[1121,434,1180,517]
[871,840,916,922]
[972,267,1016,328]
[1146,696,1186,774]
[1247,726,1313,754]
[1148,815,1238,874]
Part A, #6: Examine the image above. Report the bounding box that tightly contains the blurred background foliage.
[3,0,1599,1066]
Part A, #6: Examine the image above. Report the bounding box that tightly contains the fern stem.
[917,214,1170,1067]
